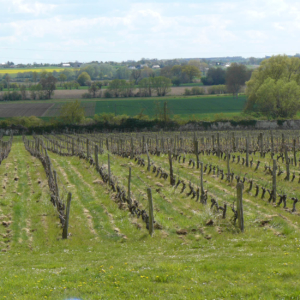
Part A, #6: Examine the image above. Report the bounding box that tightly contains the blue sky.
[0,0,299,64]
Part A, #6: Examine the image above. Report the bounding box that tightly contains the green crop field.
[1,131,300,299]
[43,95,247,119]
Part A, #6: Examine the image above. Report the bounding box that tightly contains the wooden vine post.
[53,170,60,203]
[72,139,75,156]
[130,137,134,159]
[95,145,99,171]
[106,138,109,151]
[217,133,220,158]
[147,188,154,237]
[142,136,145,153]
[86,139,90,158]
[236,182,244,232]
[285,145,290,181]
[128,167,132,205]
[146,144,151,171]
[200,162,205,203]
[62,192,72,239]
[293,139,297,166]
[271,131,274,158]
[227,151,230,181]
[232,132,236,152]
[260,132,263,157]
[195,140,199,169]
[246,138,249,167]
[108,154,111,186]
[168,150,175,186]
[272,159,277,203]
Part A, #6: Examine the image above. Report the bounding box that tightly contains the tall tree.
[138,78,154,97]
[39,75,57,99]
[225,63,247,98]
[59,73,67,86]
[245,55,300,118]
[153,77,172,96]
[130,69,142,84]
[77,72,91,86]
[3,74,11,90]
[32,72,38,84]
[202,68,226,85]
[182,65,201,82]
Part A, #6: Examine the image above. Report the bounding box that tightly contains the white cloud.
[1,0,300,62]
[1,0,57,15]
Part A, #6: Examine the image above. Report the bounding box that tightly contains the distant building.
[71,62,82,68]
[62,63,71,67]
[152,65,160,69]
[128,66,136,70]
[140,64,148,68]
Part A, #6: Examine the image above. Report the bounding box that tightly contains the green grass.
[179,82,204,87]
[1,137,300,298]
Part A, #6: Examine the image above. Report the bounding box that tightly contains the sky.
[0,0,299,64]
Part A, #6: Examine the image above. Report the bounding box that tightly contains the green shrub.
[184,88,191,95]
[1,91,22,101]
[207,85,227,95]
[191,86,205,95]
[82,92,92,98]
[104,91,112,98]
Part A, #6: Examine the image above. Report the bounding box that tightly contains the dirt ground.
[0,103,53,117]
[50,86,208,99]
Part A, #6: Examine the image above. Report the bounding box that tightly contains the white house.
[152,65,160,69]
[128,66,136,70]
[62,63,71,67]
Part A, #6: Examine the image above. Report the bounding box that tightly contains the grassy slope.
[0,137,299,299]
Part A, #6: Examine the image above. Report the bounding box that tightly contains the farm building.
[71,62,82,68]
[152,65,160,69]
[62,63,71,67]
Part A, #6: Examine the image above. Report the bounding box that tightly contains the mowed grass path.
[0,139,300,298]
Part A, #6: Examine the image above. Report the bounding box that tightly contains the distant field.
[0,103,53,117]
[0,95,246,118]
[0,68,77,74]
[44,95,247,118]
[45,102,96,117]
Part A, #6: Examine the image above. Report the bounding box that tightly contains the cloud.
[1,0,300,62]
[1,0,57,16]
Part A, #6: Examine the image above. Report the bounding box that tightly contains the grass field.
[1,135,300,299]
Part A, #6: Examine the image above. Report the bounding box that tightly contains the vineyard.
[1,130,300,299]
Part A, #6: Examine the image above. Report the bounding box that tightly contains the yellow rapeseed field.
[0,68,77,74]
